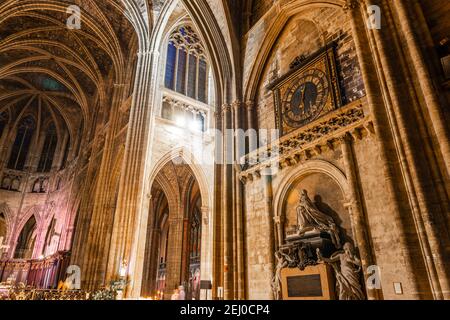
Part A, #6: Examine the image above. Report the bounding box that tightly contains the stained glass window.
[37,124,57,173]
[164,25,208,104]
[60,137,70,170]
[187,54,197,99]
[198,59,207,103]
[176,49,187,94]
[164,42,177,90]
[8,116,35,171]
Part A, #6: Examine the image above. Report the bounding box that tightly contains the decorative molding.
[239,98,372,182]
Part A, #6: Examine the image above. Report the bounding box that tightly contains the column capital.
[231,100,243,112]
[245,100,256,110]
[137,50,159,58]
[200,206,210,214]
[273,215,284,225]
[339,132,354,144]
[221,103,232,114]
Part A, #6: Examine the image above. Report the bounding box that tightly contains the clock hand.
[301,87,306,107]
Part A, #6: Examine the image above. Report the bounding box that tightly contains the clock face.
[282,69,330,127]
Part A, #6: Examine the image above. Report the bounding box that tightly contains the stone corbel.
[327,139,336,151]
[343,0,361,13]
[245,100,255,111]
[231,100,243,112]
[273,214,284,225]
[304,150,313,160]
[350,128,363,140]
[221,103,232,115]
[364,121,375,135]
[314,145,322,155]
[339,132,354,145]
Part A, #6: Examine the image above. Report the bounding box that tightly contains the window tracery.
[7,116,36,171]
[164,25,209,104]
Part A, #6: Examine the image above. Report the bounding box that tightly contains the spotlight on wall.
[190,119,203,131]
[119,260,128,278]
[176,116,186,128]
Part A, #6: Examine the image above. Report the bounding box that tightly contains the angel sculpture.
[316,242,365,300]
[271,251,288,300]
[296,189,341,248]
[271,248,297,300]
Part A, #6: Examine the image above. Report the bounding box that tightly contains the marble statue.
[271,251,288,300]
[178,285,186,300]
[296,189,341,248]
[317,242,365,300]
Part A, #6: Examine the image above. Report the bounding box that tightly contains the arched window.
[60,137,70,170]
[164,26,209,104]
[14,215,37,259]
[7,116,35,171]
[0,112,8,139]
[42,217,57,256]
[37,124,57,172]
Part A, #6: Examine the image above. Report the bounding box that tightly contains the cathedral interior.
[0,0,449,301]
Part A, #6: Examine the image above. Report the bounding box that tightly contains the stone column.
[222,103,234,299]
[105,49,159,298]
[392,0,450,174]
[71,81,127,290]
[341,133,379,300]
[359,0,449,299]
[165,217,184,300]
[387,0,450,299]
[212,110,223,300]
[54,131,69,170]
[344,0,422,298]
[140,195,158,297]
[232,101,246,299]
[0,121,11,166]
[200,206,212,300]
[245,100,257,153]
[27,98,46,172]
[263,169,275,300]
[145,226,160,296]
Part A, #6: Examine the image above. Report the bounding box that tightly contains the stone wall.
[240,4,440,300]
[249,7,366,132]
[243,131,426,299]
[250,0,273,27]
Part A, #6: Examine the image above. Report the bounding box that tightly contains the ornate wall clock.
[268,43,342,136]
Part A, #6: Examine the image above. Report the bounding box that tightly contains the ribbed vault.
[0,0,141,143]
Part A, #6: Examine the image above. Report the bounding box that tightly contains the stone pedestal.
[281,263,335,300]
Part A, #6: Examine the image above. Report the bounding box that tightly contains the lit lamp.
[119,260,128,278]
[116,260,128,300]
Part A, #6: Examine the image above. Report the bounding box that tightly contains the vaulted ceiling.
[0,0,139,139]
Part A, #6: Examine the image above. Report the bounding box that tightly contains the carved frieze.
[239,98,372,182]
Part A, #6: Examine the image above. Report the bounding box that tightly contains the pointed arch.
[150,0,234,106]
[243,0,346,103]
[13,214,38,259]
[149,147,211,209]
[0,203,14,243]
[273,160,350,221]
